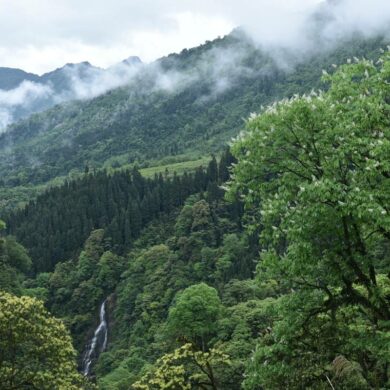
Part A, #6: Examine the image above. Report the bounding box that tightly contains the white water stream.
[82,299,108,376]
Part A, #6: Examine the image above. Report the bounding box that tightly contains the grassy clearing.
[140,157,209,178]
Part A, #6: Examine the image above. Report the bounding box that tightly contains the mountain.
[0,58,142,129]
[0,31,387,192]
[121,56,142,66]
[0,67,40,90]
[0,57,143,93]
[39,61,101,93]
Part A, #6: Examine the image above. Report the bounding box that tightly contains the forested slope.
[5,151,234,273]
[0,31,386,188]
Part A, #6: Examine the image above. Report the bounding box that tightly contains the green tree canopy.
[229,53,390,388]
[0,233,31,293]
[133,343,230,390]
[167,283,222,349]
[0,291,86,390]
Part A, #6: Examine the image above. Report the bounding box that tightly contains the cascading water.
[82,299,108,376]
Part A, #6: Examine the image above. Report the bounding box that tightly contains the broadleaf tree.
[0,291,91,390]
[228,51,390,388]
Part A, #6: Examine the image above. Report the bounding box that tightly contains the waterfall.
[82,299,108,376]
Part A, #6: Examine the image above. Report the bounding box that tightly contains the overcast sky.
[1,0,390,74]
[0,0,324,74]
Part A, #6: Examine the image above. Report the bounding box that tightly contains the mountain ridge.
[0,31,388,216]
[0,56,143,128]
[0,32,386,185]
[0,67,40,90]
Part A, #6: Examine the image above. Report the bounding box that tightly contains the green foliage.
[133,343,231,390]
[97,192,252,387]
[96,251,123,291]
[167,283,222,348]
[0,291,89,390]
[0,233,32,294]
[5,164,215,273]
[47,229,125,351]
[5,151,235,274]
[5,151,241,384]
[2,236,31,273]
[139,157,210,178]
[216,297,277,387]
[229,50,390,388]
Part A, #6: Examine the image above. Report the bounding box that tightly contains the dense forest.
[1,24,390,390]
[4,149,234,273]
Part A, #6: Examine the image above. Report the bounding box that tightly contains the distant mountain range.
[0,68,40,90]
[0,56,143,129]
[0,56,143,90]
[0,29,387,193]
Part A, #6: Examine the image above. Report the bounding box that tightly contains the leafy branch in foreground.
[132,343,230,390]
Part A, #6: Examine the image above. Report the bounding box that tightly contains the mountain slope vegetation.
[0,59,143,132]
[0,32,386,190]
[5,152,233,273]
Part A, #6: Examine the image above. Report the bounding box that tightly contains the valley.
[0,3,389,388]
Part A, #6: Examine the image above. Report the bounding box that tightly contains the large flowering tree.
[0,291,90,390]
[229,51,390,388]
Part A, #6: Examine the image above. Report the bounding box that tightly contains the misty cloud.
[229,0,390,62]
[0,37,268,132]
[62,61,142,100]
[0,81,54,131]
[2,0,390,132]
[319,0,390,42]
[2,0,390,74]
[0,60,145,131]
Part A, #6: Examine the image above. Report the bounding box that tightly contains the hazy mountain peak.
[0,68,40,90]
[121,56,142,66]
[63,61,94,68]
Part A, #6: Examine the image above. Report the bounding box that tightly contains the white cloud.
[321,0,390,40]
[62,61,142,100]
[0,1,235,74]
[0,81,52,106]
[0,60,145,131]
[0,109,12,131]
[1,0,389,74]
[0,81,54,131]
[0,0,390,132]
